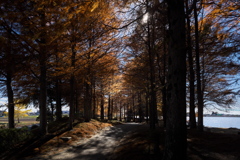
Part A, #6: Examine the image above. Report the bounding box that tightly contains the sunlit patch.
[142,13,149,23]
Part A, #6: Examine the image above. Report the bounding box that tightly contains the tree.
[14,100,31,123]
[0,1,25,128]
[2,0,75,133]
[123,54,151,123]
[122,0,169,128]
[163,0,187,159]
[199,20,239,110]
[186,0,197,129]
[193,0,204,132]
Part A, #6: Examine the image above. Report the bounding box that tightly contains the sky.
[1,96,240,115]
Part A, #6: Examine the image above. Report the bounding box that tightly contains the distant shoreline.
[204,115,240,117]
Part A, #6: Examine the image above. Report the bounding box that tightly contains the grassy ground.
[0,116,38,128]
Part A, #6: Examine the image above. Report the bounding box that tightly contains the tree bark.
[147,16,157,130]
[108,94,111,120]
[39,54,47,134]
[55,79,62,121]
[84,81,92,122]
[145,92,149,123]
[123,103,126,121]
[119,101,122,121]
[194,1,204,132]
[92,79,96,119]
[39,11,47,135]
[162,14,168,128]
[7,73,14,128]
[100,85,104,120]
[6,30,14,129]
[69,74,75,129]
[138,93,143,122]
[111,98,114,120]
[156,32,167,128]
[186,0,197,129]
[69,39,76,129]
[132,94,135,122]
[163,0,187,159]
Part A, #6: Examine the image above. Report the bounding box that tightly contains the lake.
[204,117,240,129]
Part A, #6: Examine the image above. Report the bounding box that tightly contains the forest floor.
[3,120,240,160]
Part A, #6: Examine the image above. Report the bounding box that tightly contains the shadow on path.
[26,123,143,160]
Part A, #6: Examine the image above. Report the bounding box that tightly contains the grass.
[24,115,38,119]
[0,116,38,128]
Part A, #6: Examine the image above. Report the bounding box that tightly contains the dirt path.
[24,123,143,160]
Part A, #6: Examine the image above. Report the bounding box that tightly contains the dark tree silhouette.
[163,0,187,159]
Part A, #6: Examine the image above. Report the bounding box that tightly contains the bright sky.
[1,96,240,115]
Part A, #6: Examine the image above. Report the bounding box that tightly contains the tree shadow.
[31,123,143,160]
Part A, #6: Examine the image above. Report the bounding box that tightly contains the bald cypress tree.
[163,0,187,159]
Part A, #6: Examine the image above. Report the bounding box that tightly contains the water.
[204,117,240,129]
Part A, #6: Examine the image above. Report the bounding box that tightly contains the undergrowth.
[0,127,33,153]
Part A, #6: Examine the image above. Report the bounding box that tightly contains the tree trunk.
[119,101,122,121]
[39,56,47,134]
[163,0,187,159]
[84,82,92,122]
[108,95,111,120]
[156,34,167,128]
[92,80,96,119]
[162,38,167,128]
[124,103,126,121]
[69,40,76,129]
[161,85,167,127]
[50,100,54,122]
[186,0,196,129]
[145,92,149,123]
[6,28,15,129]
[55,79,62,121]
[132,94,135,122]
[69,74,75,129]
[194,2,204,132]
[39,11,47,135]
[7,73,14,128]
[100,89,104,120]
[147,18,157,130]
[111,98,113,120]
[138,93,143,123]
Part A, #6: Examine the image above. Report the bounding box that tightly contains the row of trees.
[122,0,239,128]
[0,0,123,134]
[120,0,239,159]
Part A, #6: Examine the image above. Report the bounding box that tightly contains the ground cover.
[0,116,38,128]
[0,118,112,160]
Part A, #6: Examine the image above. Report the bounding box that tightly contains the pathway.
[25,123,143,160]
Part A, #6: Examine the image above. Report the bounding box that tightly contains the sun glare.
[142,13,149,23]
